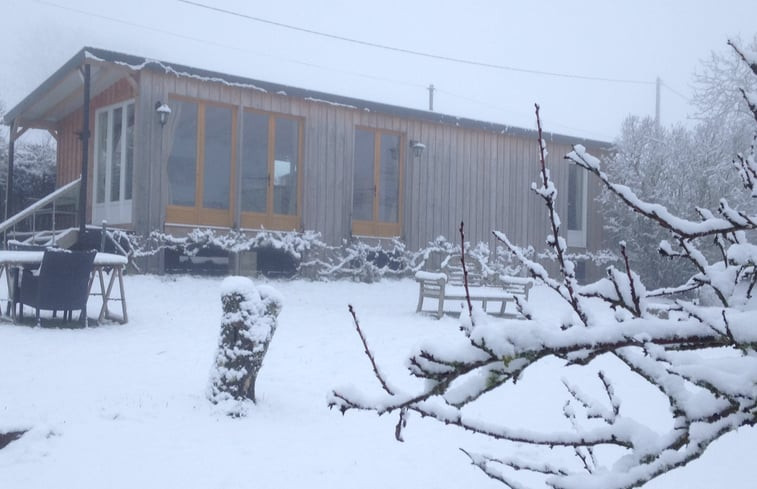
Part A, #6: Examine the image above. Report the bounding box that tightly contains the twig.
[459,221,474,319]
[347,305,394,396]
[620,243,643,316]
[534,104,588,326]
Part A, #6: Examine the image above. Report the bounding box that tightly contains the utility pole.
[427,84,435,112]
[655,76,661,131]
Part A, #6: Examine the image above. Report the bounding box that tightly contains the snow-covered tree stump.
[207,277,282,416]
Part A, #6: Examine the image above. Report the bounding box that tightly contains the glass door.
[93,100,134,225]
[352,128,402,237]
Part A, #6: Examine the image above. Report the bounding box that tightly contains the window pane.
[125,103,134,200]
[203,106,233,209]
[568,164,584,231]
[167,100,198,206]
[273,118,299,216]
[110,107,122,202]
[378,133,400,223]
[96,111,108,204]
[352,129,374,221]
[241,112,269,213]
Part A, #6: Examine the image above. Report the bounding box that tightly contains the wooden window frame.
[165,96,237,228]
[352,127,404,238]
[240,109,304,231]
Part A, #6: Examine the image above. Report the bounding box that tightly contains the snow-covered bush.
[207,277,282,416]
[0,127,55,220]
[121,225,610,281]
[330,41,757,489]
[129,227,322,261]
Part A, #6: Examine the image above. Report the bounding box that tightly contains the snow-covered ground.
[0,275,755,488]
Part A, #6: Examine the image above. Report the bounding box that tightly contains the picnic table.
[0,250,129,324]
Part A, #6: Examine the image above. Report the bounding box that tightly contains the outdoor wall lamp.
[155,101,171,127]
[410,140,426,158]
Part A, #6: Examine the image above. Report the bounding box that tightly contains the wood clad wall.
[56,78,137,220]
[136,71,604,257]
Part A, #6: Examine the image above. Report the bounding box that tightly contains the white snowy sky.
[1,0,756,141]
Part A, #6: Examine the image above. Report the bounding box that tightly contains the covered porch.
[1,47,142,247]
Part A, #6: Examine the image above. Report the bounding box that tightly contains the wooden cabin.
[2,47,609,275]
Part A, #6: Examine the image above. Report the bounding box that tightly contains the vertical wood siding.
[76,71,608,259]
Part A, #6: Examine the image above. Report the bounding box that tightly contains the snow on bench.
[414,259,533,319]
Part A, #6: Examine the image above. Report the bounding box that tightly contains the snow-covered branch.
[332,39,757,489]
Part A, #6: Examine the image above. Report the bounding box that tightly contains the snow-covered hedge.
[121,228,614,283]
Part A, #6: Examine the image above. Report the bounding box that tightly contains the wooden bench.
[415,259,533,319]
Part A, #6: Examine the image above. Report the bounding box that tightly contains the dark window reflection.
[203,105,232,209]
[242,111,269,213]
[167,100,198,207]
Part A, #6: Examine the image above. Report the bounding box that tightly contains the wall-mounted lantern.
[155,101,171,127]
[410,140,426,158]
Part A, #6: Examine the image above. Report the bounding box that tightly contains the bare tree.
[329,41,757,489]
[599,36,757,289]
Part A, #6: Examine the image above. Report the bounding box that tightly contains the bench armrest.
[415,271,447,283]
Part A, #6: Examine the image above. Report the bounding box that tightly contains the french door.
[352,128,403,237]
[93,100,134,225]
[165,98,235,227]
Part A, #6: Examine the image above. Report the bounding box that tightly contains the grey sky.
[1,0,756,141]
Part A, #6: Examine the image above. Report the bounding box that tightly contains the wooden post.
[4,119,16,222]
[78,64,91,235]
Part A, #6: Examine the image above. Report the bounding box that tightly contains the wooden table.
[0,251,129,324]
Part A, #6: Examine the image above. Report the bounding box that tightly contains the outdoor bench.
[415,269,533,319]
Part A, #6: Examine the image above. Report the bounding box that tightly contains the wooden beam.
[15,118,60,134]
[5,119,17,221]
[39,84,84,122]
[40,63,136,123]
[125,73,139,94]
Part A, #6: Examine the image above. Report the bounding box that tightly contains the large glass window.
[352,129,374,221]
[378,133,400,223]
[166,99,235,226]
[567,163,588,247]
[241,111,269,214]
[240,111,302,230]
[274,117,299,216]
[167,99,198,207]
[352,128,402,237]
[203,105,233,209]
[93,100,134,225]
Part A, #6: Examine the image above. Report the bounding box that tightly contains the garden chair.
[16,249,96,326]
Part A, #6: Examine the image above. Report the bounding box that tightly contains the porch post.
[78,63,91,235]
[4,119,16,222]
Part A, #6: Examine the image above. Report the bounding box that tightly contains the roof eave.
[3,47,91,125]
[3,46,611,149]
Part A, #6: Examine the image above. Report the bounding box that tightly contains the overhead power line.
[32,0,428,90]
[178,0,655,86]
[660,81,690,102]
[27,0,644,139]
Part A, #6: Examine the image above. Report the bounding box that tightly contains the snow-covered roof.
[3,46,609,147]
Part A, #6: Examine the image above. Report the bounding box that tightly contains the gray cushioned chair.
[17,249,96,326]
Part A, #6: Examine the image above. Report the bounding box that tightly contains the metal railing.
[0,178,81,247]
